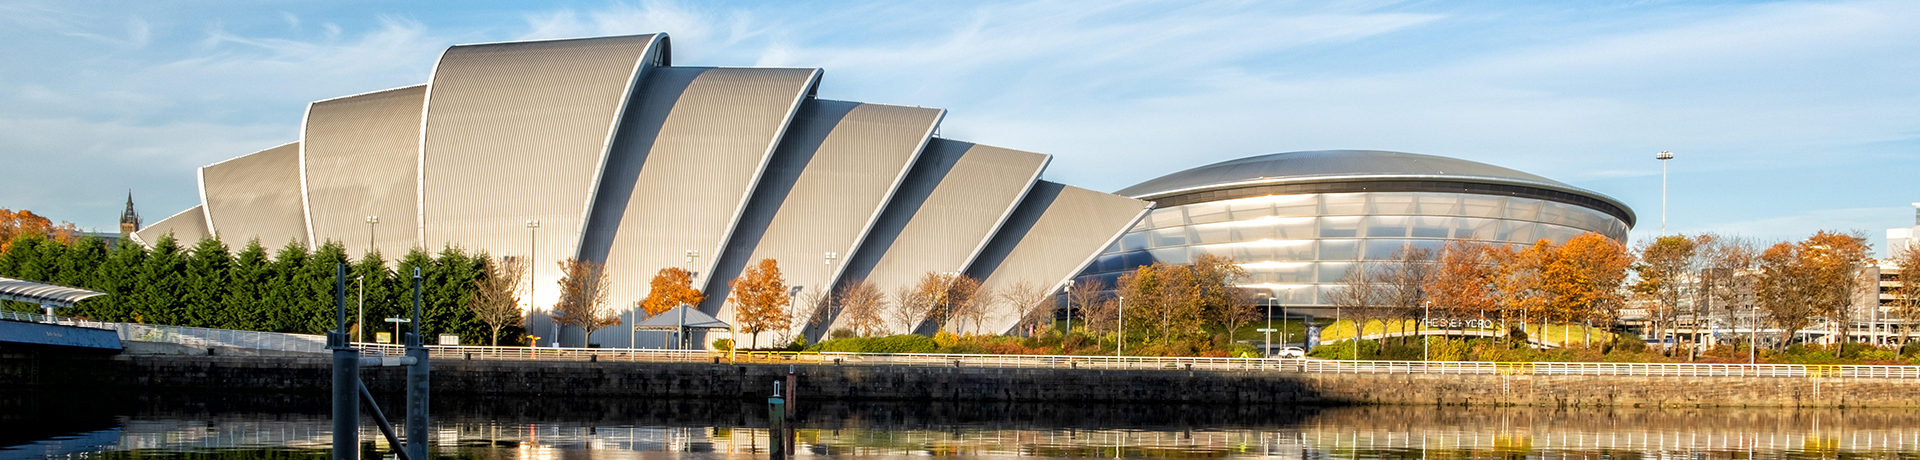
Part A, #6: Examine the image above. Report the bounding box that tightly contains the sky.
[1,0,1914,256]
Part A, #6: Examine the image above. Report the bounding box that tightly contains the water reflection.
[5,392,1920,459]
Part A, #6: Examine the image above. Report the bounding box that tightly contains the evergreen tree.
[56,236,107,318]
[263,240,311,332]
[225,239,271,331]
[83,238,147,322]
[427,246,485,344]
[299,241,350,334]
[182,236,232,327]
[388,248,435,342]
[134,235,188,325]
[350,249,397,342]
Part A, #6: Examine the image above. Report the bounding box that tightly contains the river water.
[5,392,1919,459]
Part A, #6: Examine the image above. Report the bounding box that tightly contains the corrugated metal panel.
[691,100,943,337]
[834,139,1049,334]
[417,34,663,340]
[964,181,1152,334]
[301,85,426,258]
[578,66,820,346]
[201,142,308,248]
[133,205,209,247]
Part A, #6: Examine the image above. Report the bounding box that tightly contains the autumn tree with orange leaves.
[1544,233,1633,347]
[0,208,79,252]
[1425,240,1499,337]
[639,267,704,317]
[729,258,791,349]
[552,258,619,347]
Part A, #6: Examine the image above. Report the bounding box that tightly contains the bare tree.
[959,284,997,334]
[552,258,618,347]
[1327,262,1385,355]
[1701,235,1759,342]
[1067,278,1108,333]
[468,254,526,346]
[1001,280,1055,336]
[835,279,888,337]
[1376,244,1434,339]
[1887,243,1920,345]
[888,285,927,335]
[1634,235,1706,353]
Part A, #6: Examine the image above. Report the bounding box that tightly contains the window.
[1319,240,1360,260]
[1320,216,1361,238]
[1321,193,1366,215]
[1368,193,1416,214]
[1365,216,1409,237]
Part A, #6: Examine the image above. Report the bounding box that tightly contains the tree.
[1546,233,1632,347]
[729,258,791,349]
[1001,280,1055,336]
[1066,276,1106,333]
[888,284,927,335]
[470,254,526,346]
[1115,264,1168,343]
[1801,231,1873,344]
[1327,262,1385,355]
[1376,244,1434,340]
[958,283,996,335]
[913,272,979,334]
[182,236,231,328]
[640,267,704,317]
[224,240,272,332]
[834,278,887,337]
[1633,235,1704,353]
[1887,242,1920,344]
[0,208,78,252]
[552,258,618,346]
[1757,241,1819,348]
[1426,240,1498,338]
[134,234,189,325]
[1188,254,1253,338]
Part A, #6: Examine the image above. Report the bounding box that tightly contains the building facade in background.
[133,34,1152,347]
[1080,150,1636,317]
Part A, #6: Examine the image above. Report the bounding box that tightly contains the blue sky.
[2,0,1914,255]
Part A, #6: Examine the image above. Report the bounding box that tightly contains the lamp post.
[1117,295,1126,357]
[359,216,378,343]
[1657,150,1674,236]
[685,249,700,278]
[1256,292,1273,358]
[385,317,410,344]
[1423,301,1431,362]
[1061,279,1074,335]
[789,285,804,345]
[942,271,959,334]
[528,220,548,346]
[823,252,837,338]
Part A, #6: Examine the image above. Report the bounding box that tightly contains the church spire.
[120,191,141,235]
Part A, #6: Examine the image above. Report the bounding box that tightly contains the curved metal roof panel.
[301,85,427,257]
[0,276,106,307]
[133,205,210,247]
[201,142,308,247]
[966,181,1151,335]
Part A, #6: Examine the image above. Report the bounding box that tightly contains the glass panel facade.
[1082,190,1631,307]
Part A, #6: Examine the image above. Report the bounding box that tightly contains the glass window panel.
[1148,208,1184,229]
[1191,222,1232,245]
[1364,239,1419,260]
[1504,198,1541,221]
[1274,194,1319,217]
[1408,239,1445,256]
[1094,254,1123,273]
[1274,241,1315,261]
[1185,202,1230,225]
[1120,232,1148,251]
[1122,251,1154,268]
[1537,201,1569,227]
[1229,199,1276,220]
[1365,216,1409,237]
[1319,240,1360,260]
[1275,217,1318,239]
[1461,196,1504,217]
[1284,286,1317,305]
[1149,247,1191,264]
[1150,227,1189,247]
[1233,221,1277,241]
[1320,216,1361,238]
[1368,193,1416,214]
[1269,263,1315,283]
[1454,217,1500,241]
[1417,194,1461,216]
[1543,224,1583,243]
[1321,193,1366,215]
[1501,221,1538,243]
[1410,216,1452,238]
[1318,262,1354,284]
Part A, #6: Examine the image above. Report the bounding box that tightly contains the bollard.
[768,380,787,460]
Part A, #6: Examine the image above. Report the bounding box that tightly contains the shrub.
[712,338,733,351]
[829,328,856,340]
[809,334,939,354]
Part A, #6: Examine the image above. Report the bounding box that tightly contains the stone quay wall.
[8,351,1920,408]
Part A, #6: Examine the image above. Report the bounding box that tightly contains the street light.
[527,220,547,345]
[384,317,411,344]
[1061,279,1074,335]
[1657,150,1674,236]
[789,285,804,345]
[942,271,959,334]
[1255,292,1274,358]
[685,249,700,278]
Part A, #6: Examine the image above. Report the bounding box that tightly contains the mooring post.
[330,264,360,460]
[769,380,787,459]
[404,267,429,460]
[785,364,797,419]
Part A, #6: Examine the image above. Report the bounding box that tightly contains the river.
[5,391,1919,459]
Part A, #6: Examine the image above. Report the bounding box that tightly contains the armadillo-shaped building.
[133,34,1152,347]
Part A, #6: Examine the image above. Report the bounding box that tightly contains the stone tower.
[119,192,141,236]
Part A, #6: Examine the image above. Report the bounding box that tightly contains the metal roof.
[1114,150,1632,222]
[0,276,106,307]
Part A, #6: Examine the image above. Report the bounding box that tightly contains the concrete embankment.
[6,349,1920,408]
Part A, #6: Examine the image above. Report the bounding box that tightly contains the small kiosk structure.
[632,304,729,350]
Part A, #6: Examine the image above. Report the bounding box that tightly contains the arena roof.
[1115,150,1635,226]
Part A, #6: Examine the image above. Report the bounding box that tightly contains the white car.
[1274,347,1306,359]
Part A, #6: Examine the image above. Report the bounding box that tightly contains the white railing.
[7,311,1919,378]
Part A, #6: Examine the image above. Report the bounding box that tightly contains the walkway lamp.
[1255,292,1274,358]
[385,317,411,344]
[1657,150,1673,236]
[1117,295,1126,357]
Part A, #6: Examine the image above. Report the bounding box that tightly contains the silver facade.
[300,85,427,258]
[1087,150,1635,311]
[200,142,307,248]
[133,205,210,247]
[147,33,1160,347]
[966,181,1152,335]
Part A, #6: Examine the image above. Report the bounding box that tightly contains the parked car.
[1275,347,1306,359]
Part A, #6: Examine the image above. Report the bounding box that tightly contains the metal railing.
[7,311,1919,378]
